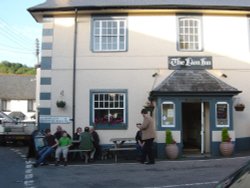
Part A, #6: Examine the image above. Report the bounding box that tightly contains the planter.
[165,144,179,160]
[220,142,234,157]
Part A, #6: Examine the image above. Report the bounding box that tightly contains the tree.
[0,61,35,75]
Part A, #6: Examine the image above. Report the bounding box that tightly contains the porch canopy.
[150,70,241,97]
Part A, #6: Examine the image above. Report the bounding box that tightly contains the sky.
[0,0,45,67]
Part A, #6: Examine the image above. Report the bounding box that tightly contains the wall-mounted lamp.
[221,73,227,78]
[152,73,158,77]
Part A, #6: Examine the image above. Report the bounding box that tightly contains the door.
[182,102,210,154]
[182,102,201,153]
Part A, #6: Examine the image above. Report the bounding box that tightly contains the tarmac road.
[1,146,250,188]
[31,157,250,188]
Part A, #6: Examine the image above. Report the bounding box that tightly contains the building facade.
[29,0,250,158]
[0,74,36,121]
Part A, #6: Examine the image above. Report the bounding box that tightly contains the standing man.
[136,109,156,165]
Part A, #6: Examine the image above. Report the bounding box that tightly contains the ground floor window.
[161,102,175,127]
[216,102,229,127]
[1,100,10,111]
[90,90,127,129]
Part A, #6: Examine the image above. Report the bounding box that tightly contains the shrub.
[221,127,231,142]
[165,129,176,144]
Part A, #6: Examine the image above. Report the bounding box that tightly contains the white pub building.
[29,0,250,158]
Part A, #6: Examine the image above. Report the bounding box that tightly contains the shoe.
[55,161,59,166]
[64,161,68,166]
[33,163,38,168]
[145,162,155,165]
[41,162,49,166]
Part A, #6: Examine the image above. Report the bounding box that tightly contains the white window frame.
[161,101,175,128]
[216,102,230,128]
[92,16,127,52]
[92,92,126,125]
[177,16,203,51]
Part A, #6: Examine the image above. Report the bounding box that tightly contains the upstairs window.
[177,15,203,51]
[92,16,127,52]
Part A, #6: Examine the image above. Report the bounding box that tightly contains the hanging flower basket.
[234,104,245,111]
[56,100,66,108]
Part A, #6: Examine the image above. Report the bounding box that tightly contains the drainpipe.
[72,9,78,136]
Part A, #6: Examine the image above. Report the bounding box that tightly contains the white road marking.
[144,181,218,188]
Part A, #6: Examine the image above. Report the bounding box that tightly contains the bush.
[221,128,231,142]
[165,129,176,144]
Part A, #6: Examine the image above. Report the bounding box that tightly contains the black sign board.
[168,56,213,70]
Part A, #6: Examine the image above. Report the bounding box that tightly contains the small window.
[216,102,229,127]
[161,102,175,127]
[177,16,202,51]
[92,16,127,52]
[91,90,127,129]
[28,100,35,112]
[1,100,10,111]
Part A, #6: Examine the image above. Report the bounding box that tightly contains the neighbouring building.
[0,74,36,121]
[29,0,250,158]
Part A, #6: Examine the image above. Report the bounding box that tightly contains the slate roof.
[28,0,250,12]
[0,74,36,100]
[151,70,241,96]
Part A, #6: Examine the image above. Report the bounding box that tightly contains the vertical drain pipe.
[72,9,78,136]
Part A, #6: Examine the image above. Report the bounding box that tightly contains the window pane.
[162,102,175,127]
[178,17,201,51]
[93,18,126,51]
[216,103,229,126]
[93,92,126,125]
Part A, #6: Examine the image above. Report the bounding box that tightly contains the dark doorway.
[182,102,201,153]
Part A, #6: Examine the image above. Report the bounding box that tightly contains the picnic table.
[109,137,136,162]
[68,140,91,163]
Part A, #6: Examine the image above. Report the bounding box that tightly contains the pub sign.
[168,56,213,70]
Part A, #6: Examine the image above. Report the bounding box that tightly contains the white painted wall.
[40,12,250,144]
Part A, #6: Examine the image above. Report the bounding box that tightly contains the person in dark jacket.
[33,128,58,167]
[90,126,100,160]
[79,127,95,161]
[135,129,144,161]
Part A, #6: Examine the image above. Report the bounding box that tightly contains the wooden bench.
[68,149,91,163]
[109,147,136,163]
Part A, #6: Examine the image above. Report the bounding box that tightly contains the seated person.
[73,127,82,141]
[90,126,101,160]
[79,127,96,161]
[33,128,58,167]
[55,131,72,166]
